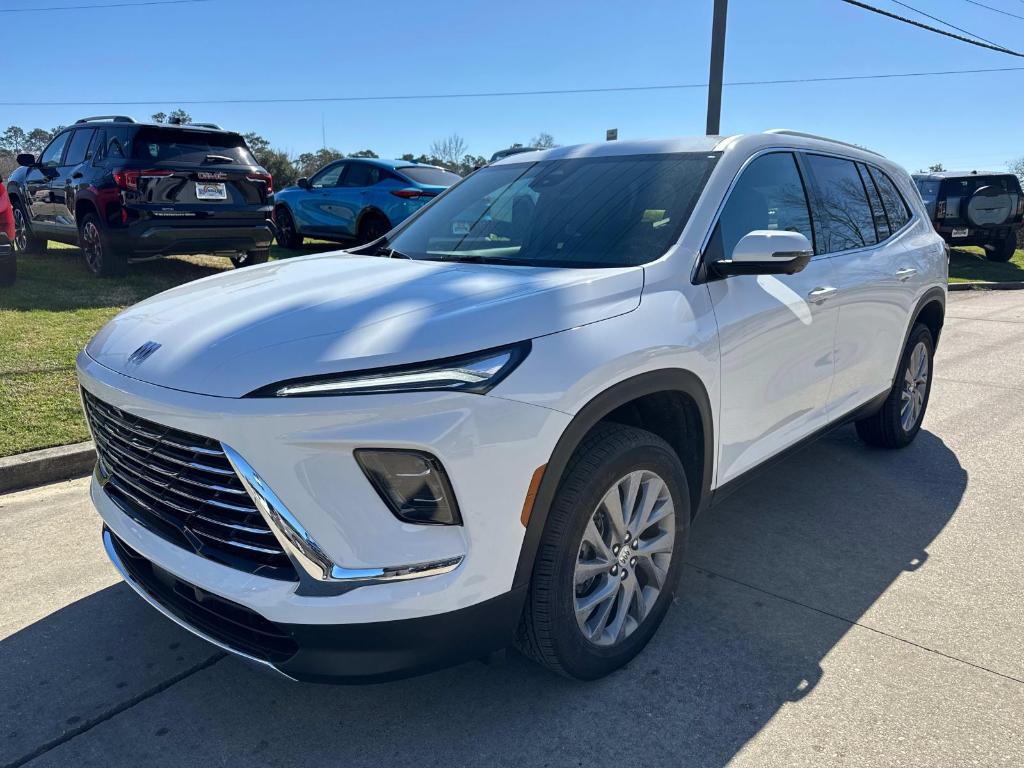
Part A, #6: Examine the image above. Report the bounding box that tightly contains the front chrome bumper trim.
[220,443,463,588]
[102,528,296,681]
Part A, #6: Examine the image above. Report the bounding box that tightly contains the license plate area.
[195,182,227,201]
[951,227,969,238]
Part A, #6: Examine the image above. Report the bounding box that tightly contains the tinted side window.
[869,167,911,231]
[310,163,344,188]
[713,152,814,260]
[63,129,95,167]
[858,162,890,241]
[88,129,106,163]
[39,132,71,168]
[806,154,877,253]
[341,163,380,187]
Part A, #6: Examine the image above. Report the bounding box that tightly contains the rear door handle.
[895,267,917,281]
[807,287,838,304]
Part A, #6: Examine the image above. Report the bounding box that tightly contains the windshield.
[129,127,257,165]
[398,166,461,186]
[384,152,720,267]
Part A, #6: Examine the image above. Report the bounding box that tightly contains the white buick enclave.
[78,130,947,682]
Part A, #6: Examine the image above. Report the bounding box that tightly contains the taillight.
[112,168,173,191]
[936,199,947,219]
[247,172,273,194]
[390,188,424,199]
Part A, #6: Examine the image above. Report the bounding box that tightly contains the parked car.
[5,116,274,277]
[489,146,543,163]
[272,158,460,249]
[0,174,14,286]
[913,170,1022,262]
[79,130,946,683]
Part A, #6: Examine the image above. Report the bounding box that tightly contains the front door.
[704,151,840,485]
[26,131,71,228]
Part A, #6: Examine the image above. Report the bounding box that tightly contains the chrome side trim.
[101,528,295,681]
[220,443,464,585]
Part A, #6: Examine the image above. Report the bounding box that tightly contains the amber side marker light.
[521,464,547,527]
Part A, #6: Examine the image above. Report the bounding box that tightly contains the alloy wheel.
[82,221,103,273]
[13,207,29,252]
[900,341,929,432]
[574,470,675,647]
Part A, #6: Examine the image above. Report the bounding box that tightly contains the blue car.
[273,158,461,249]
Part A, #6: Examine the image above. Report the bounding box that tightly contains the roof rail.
[764,128,883,157]
[190,122,223,130]
[75,115,136,124]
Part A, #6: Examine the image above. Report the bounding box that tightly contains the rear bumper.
[110,220,274,258]
[937,224,1019,245]
[104,527,526,683]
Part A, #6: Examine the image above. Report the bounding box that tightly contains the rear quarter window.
[398,166,462,186]
[868,167,911,232]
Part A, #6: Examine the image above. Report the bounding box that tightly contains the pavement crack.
[2,652,225,768]
[684,563,1024,686]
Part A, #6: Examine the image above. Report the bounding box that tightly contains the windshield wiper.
[371,244,412,259]
[204,154,234,164]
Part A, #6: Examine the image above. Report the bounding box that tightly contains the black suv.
[7,116,274,276]
[913,171,1022,262]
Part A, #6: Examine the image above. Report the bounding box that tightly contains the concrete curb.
[0,441,96,494]
[949,280,1024,291]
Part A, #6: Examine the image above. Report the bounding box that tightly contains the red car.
[0,174,14,285]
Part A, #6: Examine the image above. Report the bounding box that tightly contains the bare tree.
[530,132,557,149]
[429,134,468,170]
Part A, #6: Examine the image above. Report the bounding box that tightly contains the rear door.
[705,151,840,484]
[51,127,94,235]
[333,161,378,234]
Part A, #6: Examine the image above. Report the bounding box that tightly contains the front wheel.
[517,423,689,680]
[985,235,1018,263]
[856,323,934,448]
[274,206,303,250]
[13,206,46,254]
[230,248,270,268]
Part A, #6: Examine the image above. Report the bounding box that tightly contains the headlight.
[249,342,530,397]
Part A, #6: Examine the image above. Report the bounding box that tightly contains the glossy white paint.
[77,130,946,633]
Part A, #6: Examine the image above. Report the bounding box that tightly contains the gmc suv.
[913,170,1022,262]
[7,116,274,276]
[78,130,947,682]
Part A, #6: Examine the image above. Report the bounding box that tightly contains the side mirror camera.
[297,177,309,189]
[16,153,36,167]
[712,230,813,277]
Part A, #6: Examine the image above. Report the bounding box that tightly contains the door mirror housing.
[297,176,310,189]
[711,230,813,277]
[16,153,36,167]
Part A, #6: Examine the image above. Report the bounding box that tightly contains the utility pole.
[706,0,729,135]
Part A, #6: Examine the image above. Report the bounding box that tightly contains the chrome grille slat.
[83,390,296,580]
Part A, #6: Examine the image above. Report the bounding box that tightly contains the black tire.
[357,212,389,245]
[13,204,46,254]
[79,213,127,277]
[230,248,270,268]
[985,235,1017,263]
[855,323,934,449]
[274,206,303,250]
[516,423,690,680]
[0,243,15,287]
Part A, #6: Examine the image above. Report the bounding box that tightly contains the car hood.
[85,252,643,398]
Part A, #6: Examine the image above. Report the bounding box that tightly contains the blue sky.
[2,0,1023,172]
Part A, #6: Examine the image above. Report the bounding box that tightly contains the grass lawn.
[948,245,1024,283]
[0,239,338,457]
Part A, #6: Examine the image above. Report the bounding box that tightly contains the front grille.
[109,529,298,664]
[83,389,296,580]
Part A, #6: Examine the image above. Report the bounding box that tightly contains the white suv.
[78,130,947,682]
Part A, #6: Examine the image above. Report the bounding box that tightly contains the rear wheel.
[855,323,934,449]
[357,212,389,245]
[985,234,1018,263]
[79,213,127,277]
[274,206,303,250]
[13,205,45,254]
[516,424,689,679]
[230,248,270,268]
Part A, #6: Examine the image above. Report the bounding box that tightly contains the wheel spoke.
[605,577,637,644]
[575,576,617,623]
[632,475,664,535]
[637,529,673,557]
[600,485,628,540]
[635,552,667,586]
[581,517,612,560]
[575,557,611,585]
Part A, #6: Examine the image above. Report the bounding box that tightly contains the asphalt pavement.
[2,289,1022,768]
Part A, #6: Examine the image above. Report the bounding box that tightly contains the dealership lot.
[2,288,1022,767]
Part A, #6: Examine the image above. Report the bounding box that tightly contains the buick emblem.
[127,341,161,365]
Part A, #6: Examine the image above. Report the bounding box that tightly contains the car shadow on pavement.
[0,425,966,768]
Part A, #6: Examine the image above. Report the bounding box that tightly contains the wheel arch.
[909,287,945,349]
[512,369,715,589]
[74,196,99,224]
[356,205,391,234]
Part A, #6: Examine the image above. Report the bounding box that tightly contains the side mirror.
[297,177,309,189]
[16,153,36,167]
[712,230,813,277]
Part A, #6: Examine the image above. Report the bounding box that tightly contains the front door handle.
[895,267,917,281]
[807,287,838,304]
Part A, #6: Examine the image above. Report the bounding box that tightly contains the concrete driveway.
[2,289,1022,768]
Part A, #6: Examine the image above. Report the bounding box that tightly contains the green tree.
[151,109,192,124]
[258,148,298,189]
[295,148,345,177]
[347,149,378,158]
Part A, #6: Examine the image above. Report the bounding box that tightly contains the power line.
[890,0,1007,48]
[962,0,1024,21]
[0,65,1021,107]
[0,0,212,12]
[839,0,1024,56]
